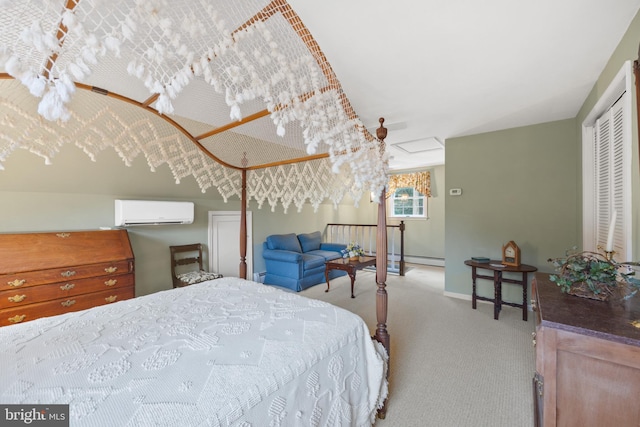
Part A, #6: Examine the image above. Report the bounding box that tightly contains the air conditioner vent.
[115,200,194,226]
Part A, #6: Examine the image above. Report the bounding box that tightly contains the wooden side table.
[464,259,537,320]
[325,256,376,298]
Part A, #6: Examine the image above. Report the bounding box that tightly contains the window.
[386,171,431,219]
[390,187,426,218]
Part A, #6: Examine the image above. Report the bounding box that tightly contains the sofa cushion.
[306,249,343,261]
[320,242,348,253]
[301,253,326,270]
[297,231,322,253]
[266,233,302,253]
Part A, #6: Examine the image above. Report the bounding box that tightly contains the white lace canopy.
[0,0,388,212]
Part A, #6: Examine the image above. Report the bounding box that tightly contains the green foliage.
[548,248,640,299]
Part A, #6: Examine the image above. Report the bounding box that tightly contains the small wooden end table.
[325,256,376,298]
[464,259,537,321]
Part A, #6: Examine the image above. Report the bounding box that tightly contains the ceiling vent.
[392,137,444,154]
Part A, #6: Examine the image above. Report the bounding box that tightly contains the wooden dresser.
[532,273,640,426]
[0,229,135,326]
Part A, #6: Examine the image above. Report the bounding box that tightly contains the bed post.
[634,41,640,174]
[240,165,248,279]
[375,118,390,420]
[374,118,390,353]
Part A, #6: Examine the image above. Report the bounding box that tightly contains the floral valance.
[388,171,431,197]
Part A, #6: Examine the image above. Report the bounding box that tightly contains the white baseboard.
[362,254,445,268]
[252,271,266,283]
[404,256,445,267]
[443,291,472,301]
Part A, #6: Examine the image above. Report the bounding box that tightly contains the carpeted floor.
[301,264,536,427]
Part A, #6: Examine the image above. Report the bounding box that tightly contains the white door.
[208,211,253,278]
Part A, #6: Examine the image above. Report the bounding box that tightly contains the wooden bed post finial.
[376,117,387,141]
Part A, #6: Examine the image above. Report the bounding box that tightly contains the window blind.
[593,93,626,255]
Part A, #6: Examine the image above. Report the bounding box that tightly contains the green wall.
[444,119,579,302]
[444,9,640,303]
[0,143,446,296]
[3,9,637,304]
[354,165,446,262]
[0,145,366,296]
[0,146,230,296]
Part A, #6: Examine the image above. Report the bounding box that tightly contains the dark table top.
[326,256,376,267]
[464,259,538,273]
[535,272,640,347]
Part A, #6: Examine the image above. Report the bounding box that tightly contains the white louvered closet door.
[593,93,628,258]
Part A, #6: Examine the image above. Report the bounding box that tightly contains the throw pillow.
[267,233,303,253]
[297,231,321,252]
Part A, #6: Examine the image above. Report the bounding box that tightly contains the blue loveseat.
[262,231,347,291]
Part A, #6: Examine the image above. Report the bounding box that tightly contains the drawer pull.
[56,233,71,238]
[532,332,537,347]
[61,270,76,278]
[104,266,118,273]
[105,295,118,303]
[8,294,26,303]
[8,314,26,324]
[60,283,75,291]
[61,299,76,307]
[531,298,537,311]
[104,279,117,287]
[8,279,26,288]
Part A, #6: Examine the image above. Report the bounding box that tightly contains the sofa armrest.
[263,249,303,263]
[320,242,348,253]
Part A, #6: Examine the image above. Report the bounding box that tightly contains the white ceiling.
[2,1,639,176]
[288,0,640,171]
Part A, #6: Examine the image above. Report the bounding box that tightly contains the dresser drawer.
[0,286,135,326]
[0,260,133,291]
[0,274,134,309]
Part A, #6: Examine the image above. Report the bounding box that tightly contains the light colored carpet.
[301,264,535,427]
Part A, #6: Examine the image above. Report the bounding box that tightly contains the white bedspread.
[0,277,387,426]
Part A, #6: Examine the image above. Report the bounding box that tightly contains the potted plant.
[547,248,640,301]
[341,243,365,261]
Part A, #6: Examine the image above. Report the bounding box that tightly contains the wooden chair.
[170,243,222,288]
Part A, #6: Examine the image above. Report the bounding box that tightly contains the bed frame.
[236,118,391,354]
[0,1,393,417]
[237,119,391,417]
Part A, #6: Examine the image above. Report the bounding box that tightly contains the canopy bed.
[0,0,392,423]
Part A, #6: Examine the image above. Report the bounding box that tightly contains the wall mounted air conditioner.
[115,200,194,226]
